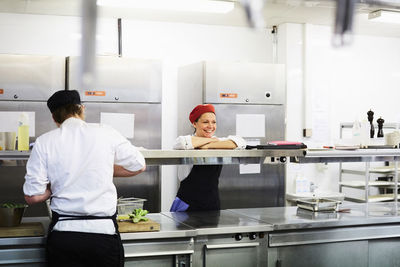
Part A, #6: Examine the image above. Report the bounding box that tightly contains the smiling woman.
[170,104,246,212]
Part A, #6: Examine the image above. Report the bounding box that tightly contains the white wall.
[280,23,400,197]
[0,13,117,56]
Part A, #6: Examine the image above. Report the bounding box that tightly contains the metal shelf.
[337,122,400,203]
[4,149,400,165]
[0,149,307,166]
[345,194,400,203]
[339,181,396,189]
[291,149,400,164]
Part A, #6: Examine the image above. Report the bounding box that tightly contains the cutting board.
[118,219,160,233]
[0,222,45,238]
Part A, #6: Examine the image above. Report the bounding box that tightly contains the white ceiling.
[0,0,399,37]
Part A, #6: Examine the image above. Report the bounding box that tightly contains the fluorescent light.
[368,10,400,24]
[97,0,235,14]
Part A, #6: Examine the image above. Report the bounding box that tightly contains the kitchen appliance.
[0,54,65,217]
[204,61,286,208]
[67,55,162,212]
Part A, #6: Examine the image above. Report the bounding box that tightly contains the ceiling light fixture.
[368,10,400,24]
[97,0,235,14]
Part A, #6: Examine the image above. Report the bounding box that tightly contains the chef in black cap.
[23,90,146,267]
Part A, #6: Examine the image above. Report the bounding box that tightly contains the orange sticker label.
[220,93,237,98]
[0,89,3,94]
[85,91,106,96]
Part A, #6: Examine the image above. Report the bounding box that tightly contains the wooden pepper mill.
[377,117,384,138]
[367,110,375,138]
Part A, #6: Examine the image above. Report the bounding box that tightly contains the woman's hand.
[191,136,219,148]
[198,140,237,149]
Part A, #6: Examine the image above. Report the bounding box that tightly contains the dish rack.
[117,197,146,215]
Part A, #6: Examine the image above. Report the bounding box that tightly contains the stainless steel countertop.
[0,149,306,166]
[135,149,305,165]
[293,148,400,163]
[120,213,196,240]
[229,202,400,231]
[161,210,273,235]
[3,149,400,165]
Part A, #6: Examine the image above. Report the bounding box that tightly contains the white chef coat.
[173,135,246,181]
[23,117,145,235]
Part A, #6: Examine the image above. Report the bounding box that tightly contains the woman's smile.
[194,112,216,138]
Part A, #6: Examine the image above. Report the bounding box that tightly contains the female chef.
[170,104,246,212]
[23,90,146,267]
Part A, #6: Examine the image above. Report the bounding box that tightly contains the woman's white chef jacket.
[173,135,246,181]
[23,117,145,235]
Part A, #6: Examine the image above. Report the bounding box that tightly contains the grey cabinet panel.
[274,241,368,267]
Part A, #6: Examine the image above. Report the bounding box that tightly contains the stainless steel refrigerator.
[178,61,286,208]
[67,56,162,212]
[0,54,65,216]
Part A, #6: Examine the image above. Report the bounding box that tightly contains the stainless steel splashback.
[67,56,162,103]
[0,54,65,101]
[204,61,285,105]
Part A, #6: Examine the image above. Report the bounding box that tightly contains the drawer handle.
[205,242,259,250]
[125,250,194,258]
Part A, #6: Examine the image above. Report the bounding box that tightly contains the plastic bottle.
[352,119,361,146]
[17,113,29,151]
[360,120,369,148]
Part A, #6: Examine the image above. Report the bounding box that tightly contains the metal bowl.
[0,205,27,227]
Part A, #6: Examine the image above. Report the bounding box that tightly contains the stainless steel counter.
[293,148,400,163]
[162,210,273,235]
[120,213,196,240]
[141,149,305,165]
[5,203,400,241]
[4,148,400,166]
[0,149,306,166]
[229,202,400,231]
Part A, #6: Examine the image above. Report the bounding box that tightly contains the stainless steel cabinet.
[267,224,400,267]
[123,238,194,267]
[0,237,46,266]
[369,238,400,267]
[270,241,368,267]
[194,234,267,267]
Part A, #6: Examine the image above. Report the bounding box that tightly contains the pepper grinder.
[377,117,385,138]
[367,110,375,138]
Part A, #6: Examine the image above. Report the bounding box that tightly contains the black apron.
[177,165,223,211]
[46,211,124,267]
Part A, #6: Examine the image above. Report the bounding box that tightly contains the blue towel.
[170,197,189,212]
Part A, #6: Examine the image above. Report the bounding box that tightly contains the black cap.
[47,90,81,113]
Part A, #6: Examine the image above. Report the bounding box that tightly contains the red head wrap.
[189,104,215,124]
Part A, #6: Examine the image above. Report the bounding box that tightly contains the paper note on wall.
[240,139,261,174]
[0,112,35,136]
[236,114,265,137]
[100,112,135,139]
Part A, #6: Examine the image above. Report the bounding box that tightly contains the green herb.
[1,203,26,208]
[128,208,149,223]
